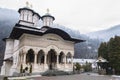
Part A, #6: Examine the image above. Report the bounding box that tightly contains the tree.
[108,36,120,74]
[98,36,120,75]
[98,42,108,60]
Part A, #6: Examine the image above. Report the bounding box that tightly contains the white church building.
[1,6,84,76]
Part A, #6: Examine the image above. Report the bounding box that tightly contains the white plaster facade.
[1,7,83,76]
[1,33,74,76]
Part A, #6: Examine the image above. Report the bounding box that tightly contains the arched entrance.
[59,52,64,63]
[37,50,44,64]
[47,49,57,70]
[66,52,72,64]
[26,49,35,64]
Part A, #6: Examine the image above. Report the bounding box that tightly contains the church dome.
[41,13,55,20]
[18,2,41,27]
[18,7,40,19]
[41,9,55,27]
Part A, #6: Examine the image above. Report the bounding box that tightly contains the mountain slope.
[86,25,120,41]
[0,8,19,66]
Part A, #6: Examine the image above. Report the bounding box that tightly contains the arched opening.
[37,50,44,64]
[47,49,57,70]
[59,52,64,64]
[26,49,35,64]
[66,52,72,64]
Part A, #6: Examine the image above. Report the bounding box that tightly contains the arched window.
[47,49,57,63]
[47,49,57,70]
[26,49,35,64]
[59,52,65,63]
[66,52,72,63]
[37,50,44,64]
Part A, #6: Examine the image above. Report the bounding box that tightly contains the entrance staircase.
[41,70,72,76]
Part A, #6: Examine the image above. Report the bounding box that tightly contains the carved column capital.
[34,48,41,54]
[22,49,28,54]
[19,50,23,56]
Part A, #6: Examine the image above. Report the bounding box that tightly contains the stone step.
[41,70,71,76]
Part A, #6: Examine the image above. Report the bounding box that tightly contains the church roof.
[41,8,55,20]
[96,56,108,63]
[9,24,84,43]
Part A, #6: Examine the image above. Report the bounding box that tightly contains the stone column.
[22,49,27,66]
[34,54,37,64]
[44,54,47,64]
[21,55,23,63]
[71,56,73,67]
[44,53,47,71]
[64,55,66,68]
[57,55,59,64]
[19,51,22,64]
[22,53,27,69]
[19,54,21,63]
[23,53,26,64]
[33,51,38,72]
[56,54,59,69]
[20,55,22,63]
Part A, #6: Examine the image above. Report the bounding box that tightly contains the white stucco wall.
[1,33,75,76]
[19,33,74,55]
[4,39,14,59]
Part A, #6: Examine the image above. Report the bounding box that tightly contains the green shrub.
[82,62,92,72]
[75,62,81,71]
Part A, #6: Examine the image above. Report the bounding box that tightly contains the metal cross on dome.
[47,8,50,13]
[26,1,29,7]
[30,4,33,8]
[26,1,33,8]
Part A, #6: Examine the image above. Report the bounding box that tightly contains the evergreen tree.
[98,36,120,74]
[98,42,108,60]
[108,36,120,74]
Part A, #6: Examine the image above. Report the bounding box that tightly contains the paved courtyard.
[7,72,120,80]
[25,73,120,80]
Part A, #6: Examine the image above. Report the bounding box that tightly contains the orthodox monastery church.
[1,6,84,76]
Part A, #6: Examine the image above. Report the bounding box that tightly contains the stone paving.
[27,74,119,80]
[0,75,4,80]
[6,73,120,80]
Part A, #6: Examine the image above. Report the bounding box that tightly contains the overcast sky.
[0,0,120,34]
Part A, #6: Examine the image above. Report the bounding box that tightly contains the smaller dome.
[41,9,55,20]
[41,13,55,20]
